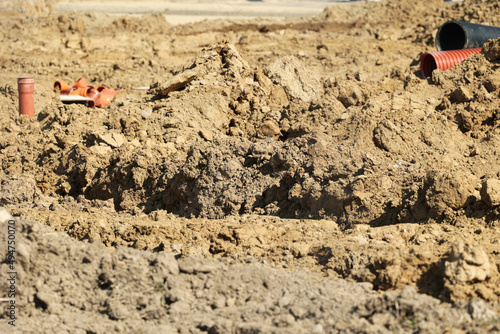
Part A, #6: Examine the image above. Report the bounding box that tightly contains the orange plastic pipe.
[53,80,71,94]
[72,77,88,89]
[95,87,116,108]
[53,78,116,108]
[18,77,35,118]
[69,86,93,96]
[420,48,482,78]
[86,87,99,100]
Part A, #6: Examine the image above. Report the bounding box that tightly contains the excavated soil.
[2,0,500,332]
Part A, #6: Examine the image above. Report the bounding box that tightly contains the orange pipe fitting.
[94,87,116,108]
[68,87,89,96]
[72,77,88,89]
[18,77,35,118]
[53,77,116,108]
[86,87,99,100]
[53,80,71,94]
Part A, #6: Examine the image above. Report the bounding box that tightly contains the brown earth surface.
[2,0,500,332]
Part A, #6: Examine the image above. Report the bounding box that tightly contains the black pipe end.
[436,20,466,51]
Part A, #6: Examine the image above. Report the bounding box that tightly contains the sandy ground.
[1,0,500,332]
[56,0,332,24]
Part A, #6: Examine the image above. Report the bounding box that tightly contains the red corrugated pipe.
[420,48,482,79]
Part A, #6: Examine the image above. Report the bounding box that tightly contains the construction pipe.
[53,78,116,108]
[436,20,500,51]
[18,77,35,118]
[420,48,482,79]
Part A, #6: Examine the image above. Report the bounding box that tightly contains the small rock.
[425,170,475,217]
[480,179,500,207]
[337,80,366,107]
[313,323,324,333]
[270,86,289,106]
[226,298,236,307]
[0,175,37,205]
[99,134,116,147]
[138,130,148,141]
[290,305,308,319]
[482,38,500,61]
[175,136,186,145]
[112,133,126,147]
[140,108,153,118]
[444,241,491,284]
[156,69,197,96]
[260,120,281,138]
[154,252,180,276]
[106,299,129,320]
[265,56,320,102]
[212,296,226,309]
[129,139,140,147]
[0,207,13,223]
[91,144,112,156]
[467,298,498,321]
[100,133,126,148]
[452,86,474,102]
[228,127,243,137]
[290,243,310,258]
[199,130,213,141]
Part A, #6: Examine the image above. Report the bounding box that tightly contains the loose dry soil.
[2,0,500,333]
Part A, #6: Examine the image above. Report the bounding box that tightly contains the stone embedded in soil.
[260,120,281,138]
[424,171,476,218]
[480,178,500,207]
[264,56,320,102]
[0,175,37,205]
[106,299,130,320]
[482,37,500,61]
[335,79,367,107]
[154,252,180,276]
[290,243,311,258]
[154,69,197,96]
[90,144,113,157]
[99,132,126,148]
[451,85,474,103]
[467,298,499,321]
[444,241,492,284]
[140,108,153,119]
[199,129,214,141]
[0,207,13,222]
[372,120,406,153]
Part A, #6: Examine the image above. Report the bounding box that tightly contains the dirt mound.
[3,0,500,331]
[1,214,499,333]
[321,0,445,47]
[111,13,171,33]
[447,0,500,26]
[431,38,500,139]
